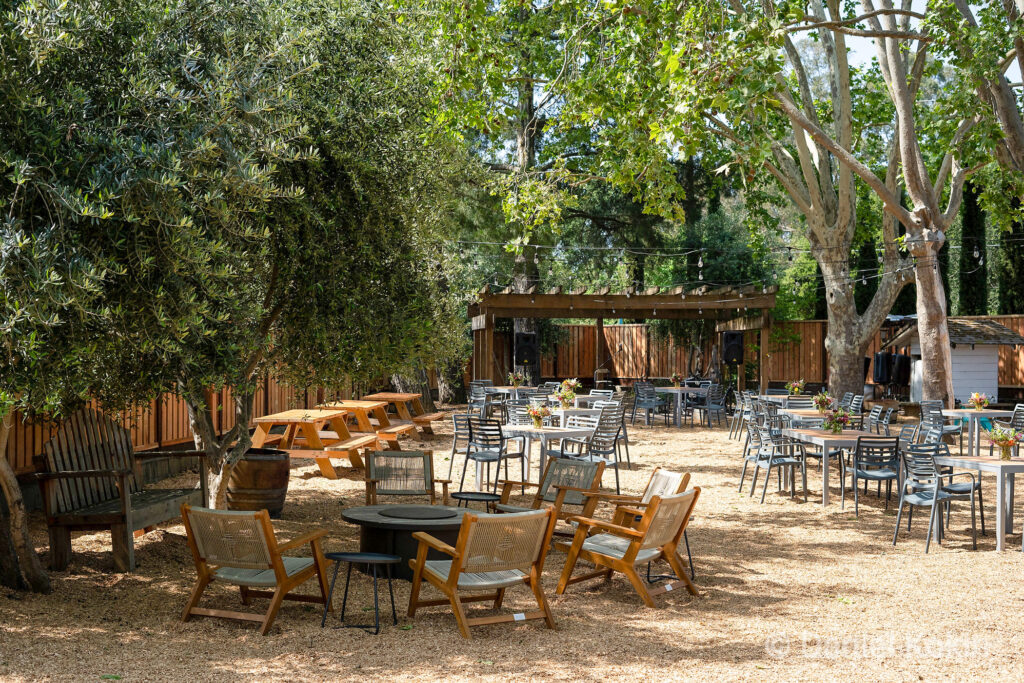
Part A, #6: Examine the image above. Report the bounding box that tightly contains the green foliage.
[0,0,471,419]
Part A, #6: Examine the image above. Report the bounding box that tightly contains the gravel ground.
[2,410,1023,681]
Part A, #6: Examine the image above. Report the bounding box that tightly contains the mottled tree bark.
[0,411,50,592]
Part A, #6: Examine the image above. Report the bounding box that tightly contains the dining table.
[501,423,597,478]
[781,427,878,506]
[941,408,1014,458]
[782,408,827,426]
[573,393,612,406]
[934,453,1024,551]
[655,386,708,427]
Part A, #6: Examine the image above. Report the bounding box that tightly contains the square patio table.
[501,424,597,477]
[781,428,878,506]
[942,408,1014,457]
[934,453,1024,550]
[655,386,708,427]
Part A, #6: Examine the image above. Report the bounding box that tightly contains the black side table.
[321,551,400,634]
[450,491,500,511]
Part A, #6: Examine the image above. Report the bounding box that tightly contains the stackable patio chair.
[843,436,900,515]
[565,405,625,493]
[459,418,527,494]
[364,451,450,505]
[892,443,977,552]
[862,405,884,433]
[180,505,332,635]
[555,489,700,607]
[693,385,726,427]
[786,397,814,409]
[921,427,985,534]
[448,414,471,478]
[631,382,668,425]
[747,425,807,503]
[407,508,557,639]
[920,400,963,451]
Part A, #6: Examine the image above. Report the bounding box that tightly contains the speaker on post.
[514,332,539,377]
[892,354,911,386]
[872,351,892,384]
[722,331,744,366]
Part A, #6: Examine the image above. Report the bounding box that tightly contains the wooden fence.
[4,376,339,477]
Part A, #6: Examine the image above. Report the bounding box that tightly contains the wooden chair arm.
[582,491,642,503]
[565,515,645,539]
[551,484,601,494]
[614,506,646,517]
[277,529,328,552]
[411,531,458,557]
[496,479,538,488]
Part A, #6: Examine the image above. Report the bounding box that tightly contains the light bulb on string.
[762,283,767,294]
[698,270,703,281]
[980,256,985,266]
[697,254,703,268]
[861,275,867,286]
[973,246,980,259]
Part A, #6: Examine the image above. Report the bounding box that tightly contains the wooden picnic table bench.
[35,409,207,572]
[252,408,377,476]
[319,400,417,449]
[362,392,445,435]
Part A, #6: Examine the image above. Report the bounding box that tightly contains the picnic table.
[934,453,1024,551]
[251,408,377,477]
[363,392,445,435]
[942,408,1014,457]
[781,427,878,506]
[319,400,417,449]
[655,386,708,427]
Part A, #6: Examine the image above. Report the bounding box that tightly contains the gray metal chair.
[631,382,668,425]
[845,436,900,515]
[893,443,977,552]
[863,405,884,433]
[694,385,726,427]
[460,418,526,493]
[594,399,630,469]
[448,414,471,478]
[567,405,624,493]
[748,425,807,503]
[921,427,985,535]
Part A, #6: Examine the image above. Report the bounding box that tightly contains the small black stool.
[321,551,400,634]
[450,491,500,511]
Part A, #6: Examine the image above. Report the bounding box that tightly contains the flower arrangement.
[554,388,576,409]
[786,379,806,396]
[526,404,551,428]
[968,392,990,410]
[561,378,581,393]
[507,369,529,387]
[987,425,1022,460]
[821,407,851,434]
[670,372,683,387]
[812,390,834,414]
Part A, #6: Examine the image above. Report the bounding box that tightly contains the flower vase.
[1000,445,1014,461]
[674,382,680,389]
[531,417,543,429]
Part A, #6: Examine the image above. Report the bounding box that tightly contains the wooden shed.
[886,318,1024,403]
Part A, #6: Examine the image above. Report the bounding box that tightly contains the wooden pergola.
[468,284,777,383]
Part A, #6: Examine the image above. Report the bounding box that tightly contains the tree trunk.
[0,411,50,593]
[913,248,956,406]
[390,370,436,412]
[186,390,254,508]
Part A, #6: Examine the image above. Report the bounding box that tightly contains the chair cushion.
[581,533,660,564]
[213,556,314,587]
[494,503,532,513]
[423,560,527,589]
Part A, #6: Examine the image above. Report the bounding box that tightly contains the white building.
[886,318,1024,404]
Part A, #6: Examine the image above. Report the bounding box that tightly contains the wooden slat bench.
[289,436,377,478]
[36,409,207,572]
[412,412,445,435]
[373,420,418,445]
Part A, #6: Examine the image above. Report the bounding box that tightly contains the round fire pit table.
[341,504,468,581]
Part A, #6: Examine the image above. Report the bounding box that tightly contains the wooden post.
[738,331,746,392]
[645,324,651,380]
[483,314,496,382]
[595,317,605,385]
[759,328,768,394]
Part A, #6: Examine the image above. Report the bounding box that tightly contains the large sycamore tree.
[411,0,1019,400]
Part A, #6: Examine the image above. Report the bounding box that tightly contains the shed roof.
[886,317,1024,349]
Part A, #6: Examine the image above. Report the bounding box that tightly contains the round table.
[341,504,468,580]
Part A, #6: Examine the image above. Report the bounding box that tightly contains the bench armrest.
[277,529,328,552]
[36,469,131,481]
[411,531,457,557]
[133,450,207,461]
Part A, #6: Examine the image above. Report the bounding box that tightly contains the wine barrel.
[226,448,290,518]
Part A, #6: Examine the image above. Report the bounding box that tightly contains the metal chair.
[878,407,895,435]
[863,405,884,433]
[921,427,985,535]
[566,405,624,493]
[460,418,526,494]
[845,436,900,515]
[921,400,963,452]
[448,414,471,479]
[556,489,700,607]
[786,397,814,409]
[893,443,977,552]
[749,425,807,503]
[364,451,450,505]
[631,382,668,425]
[594,399,631,469]
[838,392,854,408]
[407,508,557,639]
[693,385,726,427]
[180,505,331,635]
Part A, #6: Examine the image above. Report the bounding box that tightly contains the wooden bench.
[373,420,418,446]
[36,409,207,572]
[288,434,377,478]
[412,412,445,435]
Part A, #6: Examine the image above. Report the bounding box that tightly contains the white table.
[552,407,602,426]
[781,428,878,506]
[759,394,810,407]
[934,454,1024,550]
[941,408,1013,458]
[487,385,538,399]
[501,424,596,475]
[655,386,709,427]
[573,394,611,406]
